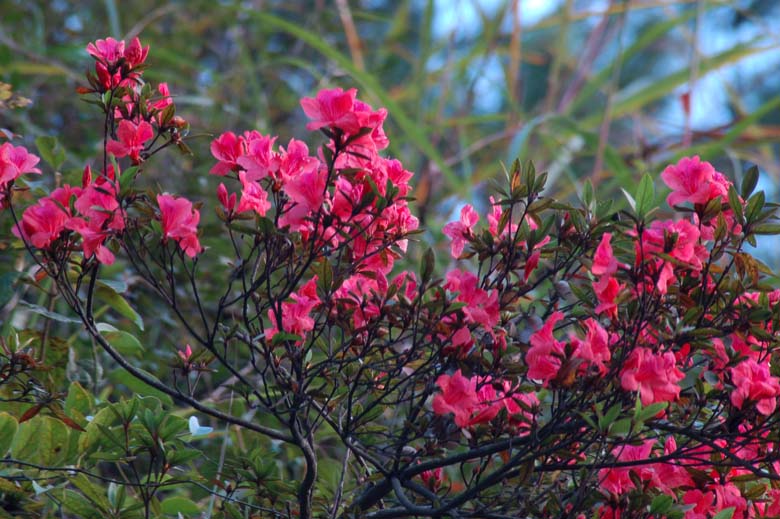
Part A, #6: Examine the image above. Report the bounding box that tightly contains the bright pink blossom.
[300,87,360,134]
[442,205,479,259]
[571,318,611,374]
[525,311,566,385]
[661,155,717,207]
[593,275,622,318]
[432,370,499,428]
[210,131,246,176]
[730,358,780,415]
[86,37,125,64]
[13,196,71,249]
[267,277,320,344]
[682,489,715,519]
[122,37,149,69]
[620,347,684,405]
[217,183,236,214]
[107,120,154,163]
[0,143,41,188]
[592,232,618,276]
[236,172,271,216]
[157,194,201,258]
[444,270,500,332]
[599,440,656,496]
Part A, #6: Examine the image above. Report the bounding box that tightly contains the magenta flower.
[236,171,271,216]
[591,232,618,276]
[86,37,125,64]
[300,87,360,134]
[107,120,154,163]
[442,204,479,259]
[210,131,245,176]
[0,143,41,186]
[13,197,71,249]
[525,311,566,385]
[157,194,202,258]
[620,347,684,405]
[266,277,320,343]
[730,359,779,415]
[661,155,717,207]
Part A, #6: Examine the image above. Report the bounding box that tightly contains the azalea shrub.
[1,36,780,519]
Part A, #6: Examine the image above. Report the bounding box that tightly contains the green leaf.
[35,136,66,170]
[61,489,104,519]
[102,330,145,358]
[750,223,780,235]
[745,191,765,223]
[620,188,636,213]
[634,173,655,218]
[95,282,144,330]
[0,413,18,456]
[713,508,735,519]
[65,382,93,417]
[635,402,667,423]
[649,494,674,515]
[741,165,759,199]
[11,415,68,466]
[161,497,200,516]
[18,301,82,324]
[727,185,744,224]
[70,474,111,512]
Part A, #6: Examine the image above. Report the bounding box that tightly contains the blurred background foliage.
[0,1,779,513]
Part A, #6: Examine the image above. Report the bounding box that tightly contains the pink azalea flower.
[442,204,479,259]
[432,371,499,428]
[599,440,656,496]
[279,165,328,232]
[0,143,41,186]
[65,217,116,265]
[682,489,715,519]
[592,232,618,276]
[86,37,125,64]
[620,347,684,405]
[525,311,566,385]
[661,155,717,207]
[13,196,71,249]
[178,344,193,362]
[266,277,320,343]
[122,37,149,69]
[300,87,360,134]
[236,133,279,181]
[730,359,780,415]
[593,275,622,318]
[572,318,611,373]
[157,194,201,258]
[217,183,236,213]
[444,269,499,331]
[107,120,154,163]
[432,370,480,428]
[236,171,271,216]
[210,131,246,176]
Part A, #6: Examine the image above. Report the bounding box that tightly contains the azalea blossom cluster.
[3,37,198,265]
[434,154,780,518]
[209,87,419,344]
